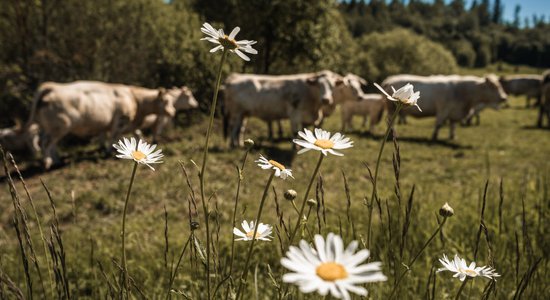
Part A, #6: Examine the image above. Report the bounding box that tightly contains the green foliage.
[354,29,458,82]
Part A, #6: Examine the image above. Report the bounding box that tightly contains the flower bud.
[190,221,200,230]
[284,189,297,201]
[439,203,454,218]
[307,198,317,207]
[244,139,255,148]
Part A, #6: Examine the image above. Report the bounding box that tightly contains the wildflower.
[439,202,454,217]
[200,22,258,61]
[307,198,317,207]
[113,137,163,171]
[293,128,353,156]
[438,254,500,281]
[284,189,298,201]
[281,233,387,300]
[233,220,272,241]
[244,138,255,148]
[374,82,421,111]
[256,155,294,180]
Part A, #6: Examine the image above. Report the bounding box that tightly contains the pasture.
[1,92,548,299]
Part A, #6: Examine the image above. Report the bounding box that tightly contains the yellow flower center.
[246,230,260,239]
[314,139,334,149]
[459,268,478,276]
[132,150,146,161]
[316,262,348,281]
[219,36,239,50]
[268,160,285,170]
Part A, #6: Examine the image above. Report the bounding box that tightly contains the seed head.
[439,202,454,218]
[190,221,200,230]
[284,189,297,201]
[244,139,255,148]
[307,198,317,207]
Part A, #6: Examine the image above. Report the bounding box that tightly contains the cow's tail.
[22,85,51,133]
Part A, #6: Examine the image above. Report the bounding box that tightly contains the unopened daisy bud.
[190,221,200,230]
[307,198,317,207]
[284,189,297,201]
[439,203,454,218]
[244,139,254,148]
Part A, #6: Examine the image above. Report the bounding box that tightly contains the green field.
[1,94,548,299]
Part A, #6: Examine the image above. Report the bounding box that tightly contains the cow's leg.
[152,115,169,143]
[537,105,544,128]
[229,115,242,148]
[277,120,284,139]
[239,118,248,147]
[449,120,457,140]
[267,121,274,141]
[369,112,377,133]
[432,114,447,141]
[526,96,531,108]
[361,115,368,128]
[42,132,65,169]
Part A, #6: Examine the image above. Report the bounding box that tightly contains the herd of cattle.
[1,70,549,169]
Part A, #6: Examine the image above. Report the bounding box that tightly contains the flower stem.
[455,277,470,300]
[235,171,275,300]
[389,217,448,299]
[165,235,192,300]
[121,161,138,299]
[199,49,228,300]
[367,103,403,250]
[288,153,325,246]
[225,149,251,300]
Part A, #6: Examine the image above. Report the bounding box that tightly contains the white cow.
[340,94,385,132]
[25,81,176,169]
[0,122,40,156]
[382,74,507,140]
[135,86,198,141]
[499,74,542,108]
[222,71,341,147]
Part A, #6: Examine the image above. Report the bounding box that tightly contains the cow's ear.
[335,78,344,86]
[157,88,166,98]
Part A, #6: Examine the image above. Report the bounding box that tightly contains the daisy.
[281,233,387,300]
[113,137,164,171]
[200,22,258,61]
[374,82,422,111]
[256,155,294,180]
[293,128,353,156]
[438,254,500,281]
[233,220,272,241]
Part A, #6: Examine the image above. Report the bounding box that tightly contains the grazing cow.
[341,94,385,132]
[382,74,507,140]
[134,86,198,141]
[0,121,40,156]
[25,81,176,169]
[499,74,542,108]
[263,72,369,140]
[223,71,342,147]
[537,70,550,128]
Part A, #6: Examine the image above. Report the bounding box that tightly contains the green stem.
[455,278,470,300]
[225,149,251,300]
[288,153,325,246]
[235,171,275,300]
[389,217,448,299]
[121,161,138,299]
[367,103,403,250]
[199,49,228,300]
[165,235,192,300]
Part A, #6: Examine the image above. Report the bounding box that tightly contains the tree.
[513,5,521,28]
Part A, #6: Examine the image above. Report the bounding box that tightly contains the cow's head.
[333,73,369,104]
[163,86,199,111]
[481,74,508,109]
[307,72,335,106]
[156,88,177,117]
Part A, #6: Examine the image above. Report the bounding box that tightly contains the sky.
[470,0,549,23]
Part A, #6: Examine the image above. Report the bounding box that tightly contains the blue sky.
[467,0,549,23]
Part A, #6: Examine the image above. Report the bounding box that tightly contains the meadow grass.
[0,95,548,299]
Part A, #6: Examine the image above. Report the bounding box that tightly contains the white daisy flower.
[200,22,258,61]
[233,220,272,241]
[374,82,422,111]
[293,128,353,156]
[281,233,387,300]
[113,137,164,171]
[255,155,294,180]
[437,254,500,281]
